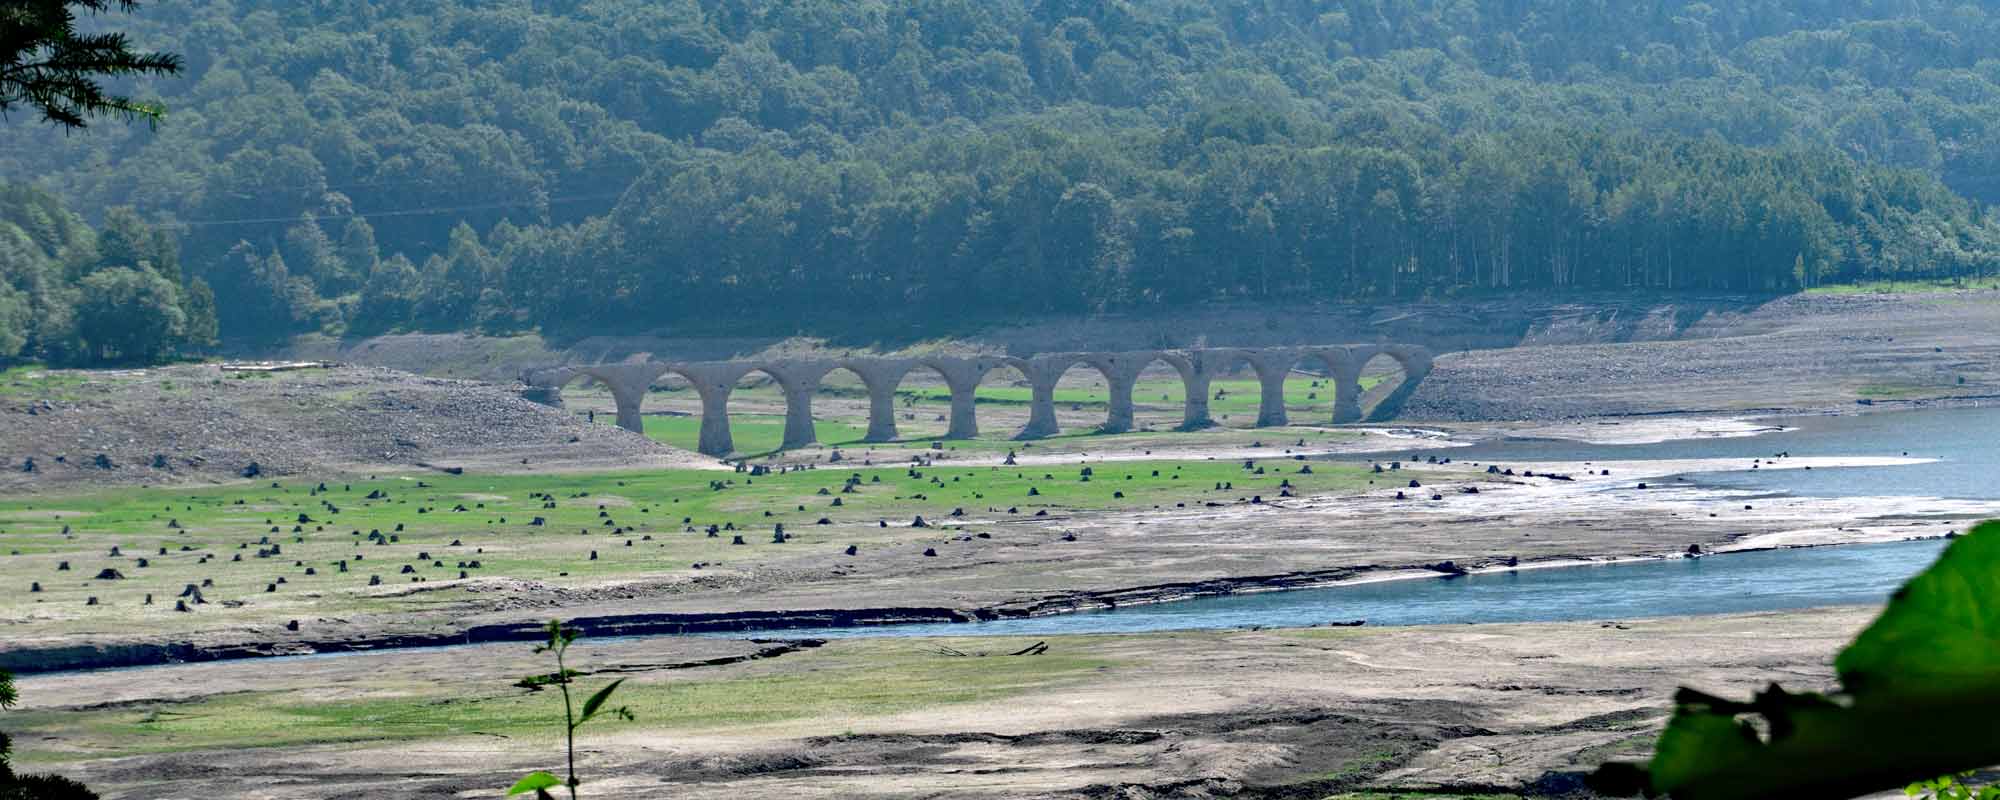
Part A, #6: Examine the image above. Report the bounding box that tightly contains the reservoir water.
[1433,405,2000,500]
[772,538,1949,639]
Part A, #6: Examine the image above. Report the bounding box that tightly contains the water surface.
[1407,405,2000,500]
[770,538,1949,639]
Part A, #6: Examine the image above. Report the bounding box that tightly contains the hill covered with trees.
[0,185,216,365]
[7,0,2000,356]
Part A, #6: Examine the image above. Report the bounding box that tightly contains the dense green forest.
[0,185,216,364]
[7,0,2000,358]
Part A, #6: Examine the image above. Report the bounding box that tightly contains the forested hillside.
[7,0,2000,355]
[0,185,216,365]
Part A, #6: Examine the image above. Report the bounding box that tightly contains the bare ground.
[0,364,712,494]
[1403,292,2000,421]
[12,607,1875,799]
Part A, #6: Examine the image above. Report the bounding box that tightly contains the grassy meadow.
[6,636,1121,762]
[0,457,1407,639]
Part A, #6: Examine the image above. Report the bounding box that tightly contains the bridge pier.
[1176,350,1244,430]
[1088,352,1155,434]
[610,384,646,434]
[1332,361,1365,424]
[921,357,1000,440]
[844,359,913,443]
[1014,356,1075,440]
[673,363,753,457]
[760,361,836,451]
[1245,349,1300,428]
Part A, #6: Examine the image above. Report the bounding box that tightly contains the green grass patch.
[606,401,1374,455]
[1855,383,1947,399]
[10,638,1118,759]
[1805,276,2000,295]
[0,458,1414,638]
[625,413,870,455]
[0,366,96,400]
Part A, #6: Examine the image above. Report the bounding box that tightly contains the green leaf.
[1836,529,2000,704]
[1591,522,2000,800]
[507,771,561,796]
[576,678,626,725]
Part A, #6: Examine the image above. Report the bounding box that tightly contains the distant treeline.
[0,186,215,365]
[6,0,2000,352]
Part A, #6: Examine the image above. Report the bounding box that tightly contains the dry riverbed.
[7,607,1876,799]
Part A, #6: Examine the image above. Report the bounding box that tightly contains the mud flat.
[7,607,1876,799]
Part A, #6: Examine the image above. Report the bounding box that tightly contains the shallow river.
[773,539,1948,639]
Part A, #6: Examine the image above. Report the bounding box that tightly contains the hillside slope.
[3,1,1999,350]
[0,364,702,492]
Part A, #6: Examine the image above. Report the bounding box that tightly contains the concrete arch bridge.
[522,345,1433,458]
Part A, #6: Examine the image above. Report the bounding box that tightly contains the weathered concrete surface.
[525,345,1433,456]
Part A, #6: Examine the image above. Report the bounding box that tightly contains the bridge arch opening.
[1198,351,1276,429]
[1119,353,1200,432]
[1023,356,1122,438]
[1289,348,1354,425]
[1353,347,1433,423]
[889,358,1028,443]
[806,364,885,447]
[550,370,619,428]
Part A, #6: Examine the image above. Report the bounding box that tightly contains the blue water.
[1403,405,2000,500]
[776,539,1949,638]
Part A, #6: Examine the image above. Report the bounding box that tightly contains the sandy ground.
[10,607,1876,799]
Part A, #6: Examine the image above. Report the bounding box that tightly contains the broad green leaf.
[1837,523,2000,704]
[577,678,625,725]
[1592,522,2000,800]
[507,771,561,796]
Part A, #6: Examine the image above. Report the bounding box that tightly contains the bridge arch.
[903,356,1012,440]
[833,358,914,444]
[1104,350,1203,432]
[530,362,672,436]
[1178,348,1299,428]
[1291,346,1360,425]
[1345,345,1435,422]
[656,362,754,457]
[522,342,1434,456]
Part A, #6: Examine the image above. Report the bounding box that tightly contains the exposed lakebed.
[1438,405,2000,500]
[771,406,1991,638]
